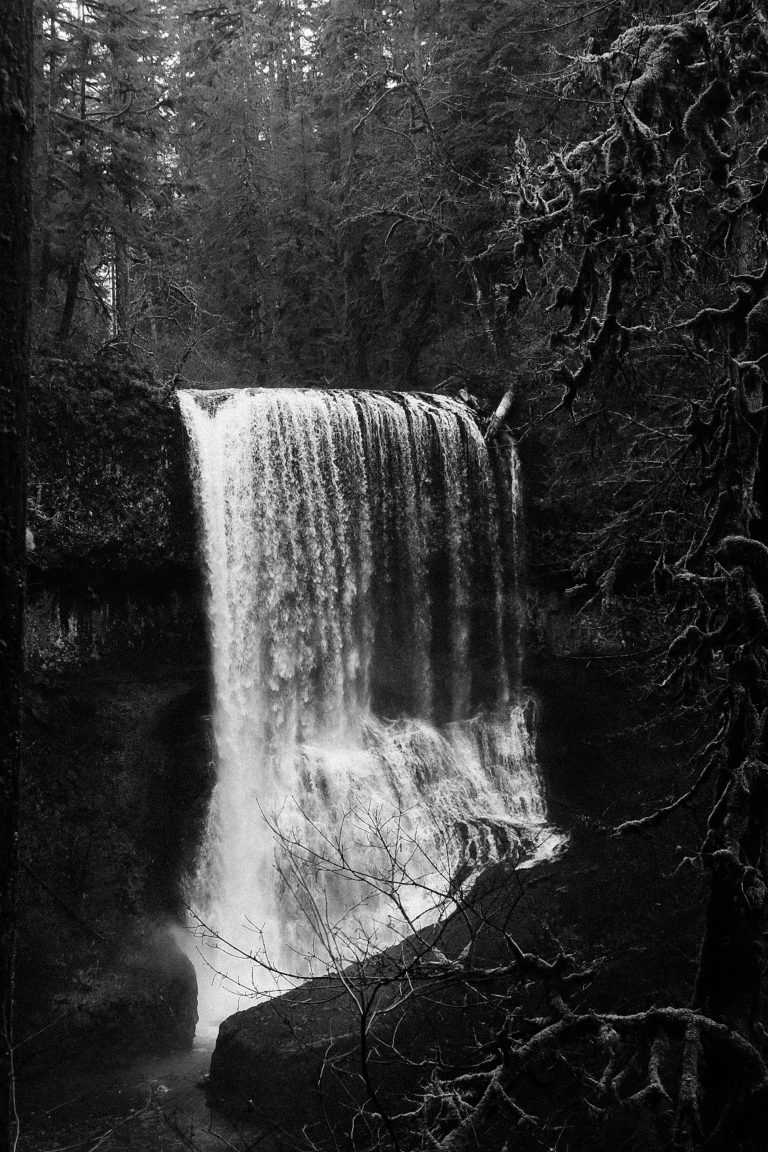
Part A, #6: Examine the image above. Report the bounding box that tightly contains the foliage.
[469,0,768,1146]
[33,0,173,346]
[30,0,587,387]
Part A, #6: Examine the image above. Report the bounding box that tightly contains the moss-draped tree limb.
[441,1,768,1147]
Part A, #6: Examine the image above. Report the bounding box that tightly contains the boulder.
[208,976,361,1134]
[62,927,198,1055]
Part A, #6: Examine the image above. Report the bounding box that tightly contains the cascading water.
[179,388,560,1035]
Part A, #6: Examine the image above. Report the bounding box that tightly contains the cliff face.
[20,353,206,1055]
[28,350,196,578]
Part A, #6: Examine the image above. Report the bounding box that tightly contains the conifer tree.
[34,0,170,345]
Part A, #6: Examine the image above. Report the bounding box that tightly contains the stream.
[18,1038,263,1152]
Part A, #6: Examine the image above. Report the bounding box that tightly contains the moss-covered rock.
[19,590,211,1055]
[28,350,195,575]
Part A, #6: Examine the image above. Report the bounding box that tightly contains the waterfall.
[178,388,559,1034]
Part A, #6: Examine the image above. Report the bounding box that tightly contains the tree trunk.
[58,256,81,342]
[0,1,33,1149]
[693,401,768,1037]
[112,231,130,339]
[36,8,56,306]
[342,224,371,386]
[58,1,87,343]
[410,0,422,79]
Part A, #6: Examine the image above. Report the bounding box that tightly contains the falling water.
[178,388,559,1033]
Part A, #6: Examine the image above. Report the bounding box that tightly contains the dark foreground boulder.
[206,880,533,1142]
[209,976,363,1136]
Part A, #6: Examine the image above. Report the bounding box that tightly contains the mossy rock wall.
[28,351,195,576]
[20,583,211,1047]
[21,353,209,1053]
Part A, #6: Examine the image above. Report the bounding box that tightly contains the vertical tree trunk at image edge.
[0,1,33,1149]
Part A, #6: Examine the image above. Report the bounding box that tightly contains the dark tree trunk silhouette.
[0,1,33,1148]
[58,255,81,342]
